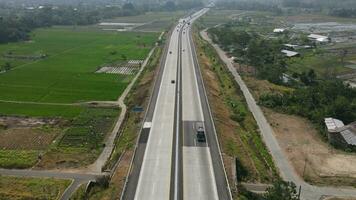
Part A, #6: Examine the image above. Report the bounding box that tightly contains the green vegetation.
[236,180,299,200]
[0,2,145,44]
[105,45,162,171]
[60,108,119,149]
[260,80,356,136]
[36,107,118,169]
[208,26,286,84]
[195,29,278,183]
[287,51,353,77]
[107,11,186,32]
[0,27,157,118]
[263,180,299,200]
[0,102,84,118]
[0,150,39,169]
[0,176,71,200]
[88,35,164,200]
[0,27,157,102]
[196,10,245,28]
[205,10,354,84]
[70,184,87,200]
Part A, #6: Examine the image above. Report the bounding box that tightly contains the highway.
[181,17,219,200]
[122,8,232,200]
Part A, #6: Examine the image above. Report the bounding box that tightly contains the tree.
[235,157,248,182]
[122,3,135,10]
[164,1,176,11]
[300,69,316,86]
[264,180,299,200]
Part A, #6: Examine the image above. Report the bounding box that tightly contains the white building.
[308,34,330,43]
[273,28,286,33]
[281,50,300,57]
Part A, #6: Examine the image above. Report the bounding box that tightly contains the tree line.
[208,24,356,141]
[0,3,143,44]
[260,80,356,137]
[0,1,204,44]
[208,25,286,84]
[215,0,282,14]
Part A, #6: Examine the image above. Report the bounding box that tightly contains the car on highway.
[195,121,206,143]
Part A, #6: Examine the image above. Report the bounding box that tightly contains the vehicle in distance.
[169,51,172,54]
[195,121,206,143]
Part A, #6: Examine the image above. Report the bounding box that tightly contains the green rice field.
[0,27,158,117]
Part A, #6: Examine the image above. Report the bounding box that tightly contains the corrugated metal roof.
[273,28,285,33]
[340,129,356,145]
[325,118,344,131]
[308,34,328,39]
[281,50,299,57]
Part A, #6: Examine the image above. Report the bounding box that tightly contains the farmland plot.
[0,27,158,105]
[0,26,157,169]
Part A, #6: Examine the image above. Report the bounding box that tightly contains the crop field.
[0,27,157,103]
[101,11,185,32]
[0,26,156,169]
[0,27,157,116]
[0,176,70,200]
[196,10,247,28]
[60,108,118,149]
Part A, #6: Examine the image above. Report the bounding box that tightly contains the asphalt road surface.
[181,17,219,200]
[122,8,232,200]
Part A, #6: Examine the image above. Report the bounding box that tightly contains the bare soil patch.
[0,116,60,129]
[0,128,59,150]
[35,148,100,169]
[0,116,62,150]
[243,76,356,186]
[264,108,356,186]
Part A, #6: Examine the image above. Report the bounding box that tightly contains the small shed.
[281,50,300,57]
[325,118,356,148]
[284,44,299,50]
[308,34,330,43]
[273,28,286,33]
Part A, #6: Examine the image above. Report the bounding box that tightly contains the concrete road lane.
[133,25,180,200]
[181,12,219,200]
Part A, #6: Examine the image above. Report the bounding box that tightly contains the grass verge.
[73,38,164,200]
[0,176,71,200]
[193,27,278,190]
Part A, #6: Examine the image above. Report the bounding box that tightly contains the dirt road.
[201,29,356,200]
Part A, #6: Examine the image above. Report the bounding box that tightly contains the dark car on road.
[195,121,206,143]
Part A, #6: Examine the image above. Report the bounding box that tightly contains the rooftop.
[281,50,299,57]
[308,34,330,42]
[325,117,344,131]
[273,28,286,33]
[340,122,356,145]
[325,118,356,146]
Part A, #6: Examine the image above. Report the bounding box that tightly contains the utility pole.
[298,185,302,200]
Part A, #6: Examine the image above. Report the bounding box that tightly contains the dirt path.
[201,29,356,200]
[0,32,162,200]
[85,45,157,173]
[263,108,356,185]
